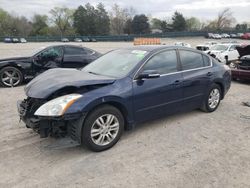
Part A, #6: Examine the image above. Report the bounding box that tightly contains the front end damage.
[17,97,84,142]
[17,68,116,142]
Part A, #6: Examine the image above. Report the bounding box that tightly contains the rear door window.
[64,47,84,55]
[179,50,204,70]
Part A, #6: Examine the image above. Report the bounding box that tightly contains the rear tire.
[0,66,23,87]
[201,84,221,112]
[82,105,124,152]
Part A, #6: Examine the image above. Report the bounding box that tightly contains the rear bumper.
[17,100,85,142]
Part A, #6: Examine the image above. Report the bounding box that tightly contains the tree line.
[0,3,249,37]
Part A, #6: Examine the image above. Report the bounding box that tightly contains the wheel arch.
[213,81,225,99]
[0,63,25,77]
[84,101,131,130]
[0,64,25,86]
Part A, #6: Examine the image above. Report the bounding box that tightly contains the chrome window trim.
[133,48,213,81]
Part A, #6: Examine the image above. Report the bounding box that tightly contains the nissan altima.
[17,46,231,151]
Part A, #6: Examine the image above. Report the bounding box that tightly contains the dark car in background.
[230,45,250,81]
[0,45,101,87]
[17,46,231,151]
[4,38,12,43]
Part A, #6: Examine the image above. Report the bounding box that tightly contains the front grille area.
[70,122,77,141]
[23,98,47,117]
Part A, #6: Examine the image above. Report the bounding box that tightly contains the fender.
[65,95,134,126]
[0,59,33,77]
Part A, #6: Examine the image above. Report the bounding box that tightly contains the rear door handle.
[173,80,181,85]
[207,72,213,76]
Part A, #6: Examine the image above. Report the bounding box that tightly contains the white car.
[221,33,230,38]
[196,41,218,52]
[20,38,27,43]
[207,43,241,63]
[174,42,191,48]
[61,38,69,42]
[74,38,82,42]
[213,34,222,39]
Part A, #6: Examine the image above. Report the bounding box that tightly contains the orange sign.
[134,38,161,45]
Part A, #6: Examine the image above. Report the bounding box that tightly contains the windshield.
[82,49,149,78]
[30,47,47,56]
[210,45,229,51]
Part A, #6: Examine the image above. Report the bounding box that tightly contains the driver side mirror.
[137,70,160,79]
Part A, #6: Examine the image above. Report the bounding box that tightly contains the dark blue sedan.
[17,46,231,151]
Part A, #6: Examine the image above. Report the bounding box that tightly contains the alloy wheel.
[90,114,119,146]
[1,69,21,87]
[208,88,220,109]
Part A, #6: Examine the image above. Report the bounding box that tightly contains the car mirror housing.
[137,70,160,79]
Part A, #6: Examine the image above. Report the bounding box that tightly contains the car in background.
[12,38,19,43]
[207,43,241,63]
[17,46,231,151]
[230,34,237,38]
[196,41,218,52]
[230,45,250,81]
[206,33,215,38]
[61,38,69,42]
[236,33,244,38]
[241,33,250,40]
[20,38,27,43]
[174,42,191,47]
[221,33,230,38]
[74,38,82,42]
[213,34,222,39]
[4,38,12,43]
[0,45,101,87]
[82,37,91,42]
[90,38,97,42]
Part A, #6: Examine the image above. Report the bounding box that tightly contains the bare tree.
[50,7,74,37]
[216,8,236,29]
[109,4,134,35]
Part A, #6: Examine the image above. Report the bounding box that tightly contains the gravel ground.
[0,37,250,188]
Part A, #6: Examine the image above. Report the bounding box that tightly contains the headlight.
[34,94,82,117]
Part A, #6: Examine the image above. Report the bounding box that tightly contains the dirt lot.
[0,37,250,188]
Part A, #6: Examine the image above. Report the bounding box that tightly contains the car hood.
[25,68,116,99]
[236,45,250,57]
[0,56,30,62]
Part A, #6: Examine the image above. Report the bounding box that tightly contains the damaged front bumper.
[17,99,85,143]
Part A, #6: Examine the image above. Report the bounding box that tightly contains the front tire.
[82,105,124,152]
[0,66,23,87]
[201,84,221,112]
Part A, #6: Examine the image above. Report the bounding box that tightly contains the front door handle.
[207,72,213,76]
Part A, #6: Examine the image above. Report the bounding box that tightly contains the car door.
[33,46,63,74]
[63,46,93,68]
[178,50,212,110]
[133,50,184,122]
[228,45,239,61]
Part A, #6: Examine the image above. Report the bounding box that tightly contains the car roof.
[46,44,85,48]
[122,45,194,53]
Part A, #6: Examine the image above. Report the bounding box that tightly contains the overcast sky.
[0,0,250,22]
